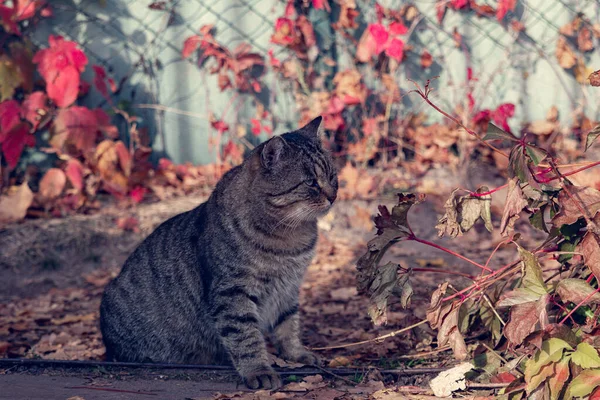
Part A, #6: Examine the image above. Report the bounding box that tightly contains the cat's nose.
[326,192,337,204]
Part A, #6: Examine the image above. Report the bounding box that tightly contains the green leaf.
[508,145,529,183]
[571,342,600,369]
[529,207,547,233]
[565,369,600,399]
[484,123,519,142]
[585,125,600,152]
[525,338,572,383]
[517,245,548,296]
[497,288,543,307]
[526,361,555,395]
[525,144,548,166]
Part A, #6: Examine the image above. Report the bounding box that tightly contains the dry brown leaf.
[580,230,600,279]
[578,26,594,52]
[0,182,33,225]
[552,185,600,227]
[333,69,367,105]
[282,374,327,392]
[556,36,577,69]
[589,70,600,87]
[328,356,351,367]
[504,294,549,345]
[500,178,528,236]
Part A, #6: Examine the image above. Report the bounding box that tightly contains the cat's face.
[256,117,338,223]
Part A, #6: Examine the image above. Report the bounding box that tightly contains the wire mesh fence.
[34,0,600,164]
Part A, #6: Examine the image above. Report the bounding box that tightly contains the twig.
[482,294,506,326]
[410,236,492,273]
[559,286,600,325]
[397,346,451,359]
[466,382,510,389]
[310,320,428,351]
[67,387,157,396]
[312,364,357,386]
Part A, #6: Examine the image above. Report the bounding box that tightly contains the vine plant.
[357,78,600,399]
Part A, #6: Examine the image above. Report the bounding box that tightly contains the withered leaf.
[556,35,577,69]
[438,305,468,360]
[356,193,423,325]
[500,178,528,236]
[504,294,550,346]
[436,187,493,238]
[0,182,33,225]
[556,278,600,306]
[590,70,600,87]
[580,230,600,279]
[552,184,600,227]
[38,168,66,202]
[426,282,449,329]
[367,262,412,326]
[585,125,600,151]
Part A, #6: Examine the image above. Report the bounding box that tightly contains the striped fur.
[99,117,337,390]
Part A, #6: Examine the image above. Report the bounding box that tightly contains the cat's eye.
[305,178,319,188]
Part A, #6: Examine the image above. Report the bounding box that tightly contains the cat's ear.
[261,135,286,168]
[299,116,323,140]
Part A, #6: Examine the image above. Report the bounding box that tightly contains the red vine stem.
[411,85,509,159]
[409,235,492,273]
[412,267,475,280]
[559,286,600,325]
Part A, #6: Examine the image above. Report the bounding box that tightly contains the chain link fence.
[35,0,600,164]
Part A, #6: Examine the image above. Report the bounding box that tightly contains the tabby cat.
[99,116,338,390]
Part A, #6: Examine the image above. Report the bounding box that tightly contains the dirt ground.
[0,185,539,399]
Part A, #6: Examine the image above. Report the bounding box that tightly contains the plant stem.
[412,267,475,280]
[410,236,492,272]
[559,286,600,325]
[412,87,508,158]
[466,184,508,197]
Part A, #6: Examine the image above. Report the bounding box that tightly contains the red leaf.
[33,36,88,108]
[182,35,202,59]
[296,15,316,47]
[129,186,147,204]
[436,1,447,23]
[250,118,262,136]
[92,64,108,98]
[38,168,66,201]
[496,0,516,21]
[389,21,408,35]
[421,50,433,68]
[311,0,330,11]
[271,18,296,46]
[504,295,549,345]
[21,91,48,130]
[467,67,474,81]
[53,106,101,153]
[0,100,22,137]
[114,141,132,176]
[116,216,139,232]
[223,140,242,162]
[65,158,84,191]
[1,123,33,168]
[492,103,515,132]
[451,0,469,9]
[386,38,405,62]
[284,0,295,18]
[0,6,20,35]
[368,23,389,54]
[211,120,229,134]
[14,0,46,21]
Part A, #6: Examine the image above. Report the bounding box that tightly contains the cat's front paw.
[286,350,321,366]
[243,366,282,390]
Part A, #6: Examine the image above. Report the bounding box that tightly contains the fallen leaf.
[0,182,33,225]
[116,216,139,233]
[328,356,351,367]
[330,287,358,301]
[429,362,474,397]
